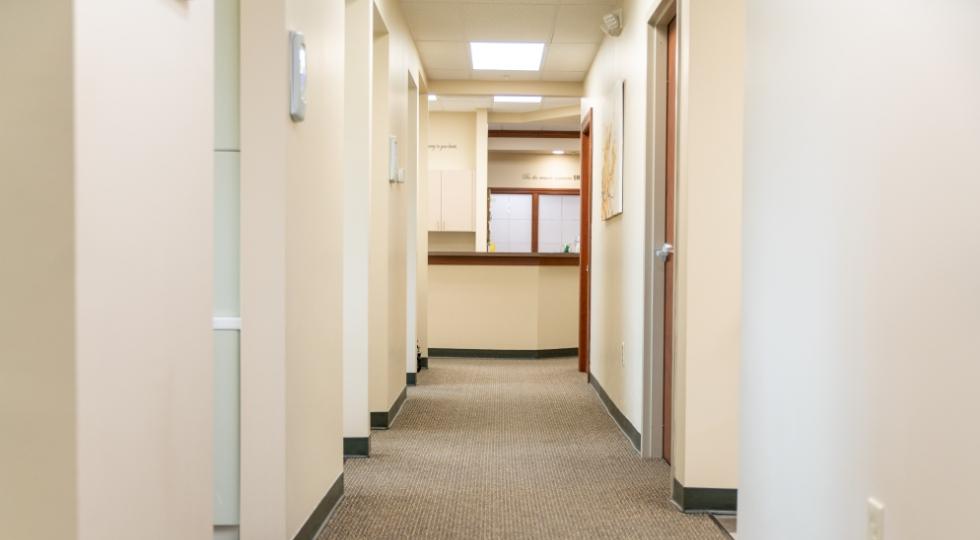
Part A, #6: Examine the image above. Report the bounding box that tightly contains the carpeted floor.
[319,357,726,539]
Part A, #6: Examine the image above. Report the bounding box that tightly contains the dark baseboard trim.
[589,375,641,451]
[419,356,429,369]
[407,372,417,385]
[429,347,578,359]
[370,385,407,429]
[292,472,344,540]
[343,437,369,457]
[672,478,738,513]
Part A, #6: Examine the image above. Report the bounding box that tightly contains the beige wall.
[429,231,477,252]
[741,2,980,538]
[0,2,77,538]
[72,1,215,539]
[428,112,477,170]
[3,3,215,538]
[240,0,345,537]
[488,153,582,190]
[428,265,578,350]
[583,0,742,490]
[369,0,425,414]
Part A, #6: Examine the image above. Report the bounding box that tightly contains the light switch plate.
[868,497,885,540]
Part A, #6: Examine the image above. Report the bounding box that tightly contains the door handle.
[655,242,674,262]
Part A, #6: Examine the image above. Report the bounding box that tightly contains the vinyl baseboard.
[672,478,738,513]
[429,347,578,359]
[419,356,429,369]
[589,375,641,451]
[343,437,370,457]
[292,472,344,540]
[370,385,407,430]
[407,372,417,386]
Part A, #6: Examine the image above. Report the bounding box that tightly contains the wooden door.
[663,16,678,464]
[441,170,474,232]
[427,171,443,231]
[579,111,593,374]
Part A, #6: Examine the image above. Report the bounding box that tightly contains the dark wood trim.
[292,473,344,540]
[590,374,640,451]
[370,386,407,430]
[428,252,579,266]
[672,479,738,513]
[531,193,539,252]
[489,187,580,196]
[343,437,370,458]
[429,347,578,359]
[579,109,593,376]
[488,129,580,139]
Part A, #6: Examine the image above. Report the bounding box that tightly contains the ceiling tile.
[542,43,597,71]
[417,41,470,70]
[401,3,466,41]
[552,4,610,43]
[462,4,558,42]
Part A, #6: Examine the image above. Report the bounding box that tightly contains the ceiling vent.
[600,9,624,37]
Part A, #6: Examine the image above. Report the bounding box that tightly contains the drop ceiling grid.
[400,0,618,82]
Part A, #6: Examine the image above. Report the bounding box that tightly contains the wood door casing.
[579,111,593,375]
[663,16,677,464]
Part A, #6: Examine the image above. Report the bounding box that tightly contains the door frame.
[641,0,678,461]
[579,110,593,376]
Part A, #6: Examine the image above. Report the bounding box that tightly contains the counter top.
[428,251,580,266]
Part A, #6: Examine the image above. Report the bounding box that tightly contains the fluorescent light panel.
[428,95,437,102]
[493,95,542,104]
[470,42,544,71]
[552,150,565,155]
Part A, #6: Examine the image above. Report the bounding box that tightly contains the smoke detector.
[601,9,623,37]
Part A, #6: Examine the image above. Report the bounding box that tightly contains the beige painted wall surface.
[488,153,582,189]
[740,2,980,539]
[240,0,345,536]
[283,0,346,534]
[368,31,393,413]
[0,2,77,538]
[537,267,581,350]
[428,112,476,170]
[584,0,742,489]
[73,1,214,539]
[369,0,425,412]
[428,265,578,350]
[429,231,477,252]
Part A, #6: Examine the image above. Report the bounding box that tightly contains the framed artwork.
[601,80,624,220]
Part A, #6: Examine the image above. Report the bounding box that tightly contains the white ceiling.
[400,0,620,82]
[428,95,580,113]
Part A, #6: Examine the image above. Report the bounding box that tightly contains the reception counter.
[427,252,580,358]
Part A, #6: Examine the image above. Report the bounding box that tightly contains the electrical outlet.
[620,342,625,366]
[868,498,885,540]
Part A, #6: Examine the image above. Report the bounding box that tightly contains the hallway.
[320,359,725,539]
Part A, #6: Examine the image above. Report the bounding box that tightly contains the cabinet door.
[441,170,474,232]
[427,171,443,231]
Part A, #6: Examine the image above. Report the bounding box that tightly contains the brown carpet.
[319,358,726,539]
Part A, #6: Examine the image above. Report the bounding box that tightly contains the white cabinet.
[428,170,474,232]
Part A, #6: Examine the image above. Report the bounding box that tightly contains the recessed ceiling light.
[552,150,566,155]
[493,95,543,104]
[428,95,437,102]
[470,42,545,71]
